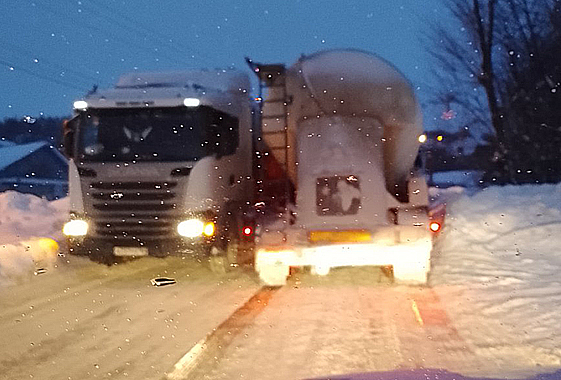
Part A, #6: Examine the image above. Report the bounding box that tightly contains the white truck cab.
[62,70,256,265]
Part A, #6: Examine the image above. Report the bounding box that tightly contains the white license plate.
[113,247,149,257]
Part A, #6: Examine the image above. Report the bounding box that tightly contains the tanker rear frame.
[249,51,436,286]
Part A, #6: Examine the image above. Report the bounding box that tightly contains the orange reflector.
[309,230,371,244]
[38,238,60,252]
[430,222,441,232]
[203,222,215,237]
[242,226,253,236]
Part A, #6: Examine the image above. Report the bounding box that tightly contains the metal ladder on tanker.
[247,60,293,229]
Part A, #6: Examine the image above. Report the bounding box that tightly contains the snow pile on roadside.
[431,183,561,369]
[429,185,467,205]
[0,191,68,282]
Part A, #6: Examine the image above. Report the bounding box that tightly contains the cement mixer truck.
[250,49,434,285]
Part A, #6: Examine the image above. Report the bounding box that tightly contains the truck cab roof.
[81,69,251,113]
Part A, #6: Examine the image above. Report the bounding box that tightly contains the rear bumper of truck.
[255,234,432,285]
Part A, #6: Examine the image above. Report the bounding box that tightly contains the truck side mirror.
[209,114,239,159]
[208,123,223,159]
[62,117,79,158]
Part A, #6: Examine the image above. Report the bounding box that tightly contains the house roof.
[0,141,52,171]
[0,140,16,147]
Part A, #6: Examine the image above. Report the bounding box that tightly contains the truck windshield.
[77,106,238,161]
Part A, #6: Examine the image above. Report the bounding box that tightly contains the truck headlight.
[63,220,89,236]
[177,219,215,238]
[73,100,88,110]
[183,98,200,107]
[177,219,204,237]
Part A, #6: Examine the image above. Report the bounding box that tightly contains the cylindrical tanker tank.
[278,49,423,198]
[254,50,433,286]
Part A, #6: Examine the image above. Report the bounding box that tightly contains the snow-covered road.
[178,268,560,380]
[187,269,474,380]
[168,184,561,380]
[0,255,260,380]
[2,184,561,380]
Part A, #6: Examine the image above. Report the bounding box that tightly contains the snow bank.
[431,183,561,370]
[0,191,68,282]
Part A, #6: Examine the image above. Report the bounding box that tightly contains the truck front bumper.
[67,236,213,257]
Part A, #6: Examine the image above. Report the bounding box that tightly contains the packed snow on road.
[1,184,561,379]
[198,184,561,380]
[0,191,261,380]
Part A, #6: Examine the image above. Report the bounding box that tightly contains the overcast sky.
[0,0,449,125]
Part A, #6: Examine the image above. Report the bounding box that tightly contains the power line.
[34,1,188,67]
[75,0,205,62]
[0,41,105,86]
[0,58,86,91]
[87,0,217,63]
[74,0,191,61]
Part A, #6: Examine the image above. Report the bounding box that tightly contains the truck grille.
[88,181,180,243]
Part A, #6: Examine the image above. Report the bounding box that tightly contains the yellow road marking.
[166,287,279,379]
[411,299,424,326]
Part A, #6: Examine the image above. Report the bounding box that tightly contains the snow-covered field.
[431,183,561,375]
[0,191,68,282]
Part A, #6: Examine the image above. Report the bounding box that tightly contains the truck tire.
[67,238,88,256]
[209,255,228,274]
[208,245,227,274]
[208,205,254,273]
[258,264,289,286]
[226,237,239,268]
[208,235,239,274]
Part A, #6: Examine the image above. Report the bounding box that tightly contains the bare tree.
[426,0,558,183]
[425,1,503,130]
[499,0,561,182]
[424,0,511,180]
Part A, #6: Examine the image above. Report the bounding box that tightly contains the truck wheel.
[209,246,229,274]
[209,210,242,273]
[393,264,429,285]
[258,264,289,286]
[226,237,239,268]
[67,239,87,256]
[209,255,228,274]
[208,235,240,274]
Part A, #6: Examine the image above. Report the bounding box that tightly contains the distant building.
[0,141,68,200]
[420,129,477,156]
[417,129,492,188]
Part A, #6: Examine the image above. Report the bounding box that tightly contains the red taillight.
[242,226,253,236]
[430,222,441,232]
